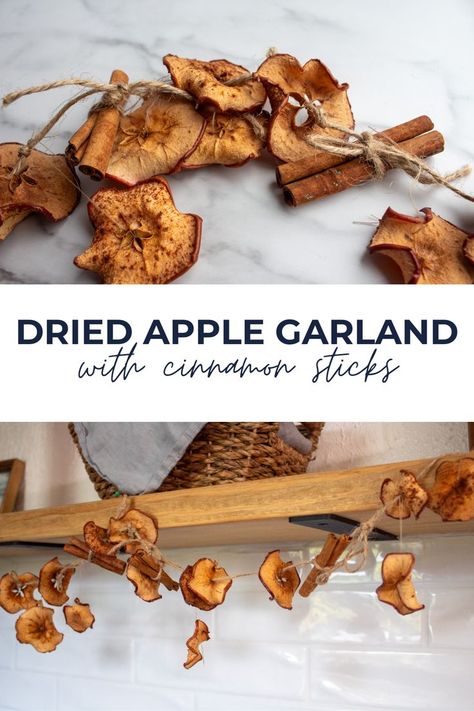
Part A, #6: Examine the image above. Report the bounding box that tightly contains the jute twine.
[99,453,468,588]
[304,101,473,202]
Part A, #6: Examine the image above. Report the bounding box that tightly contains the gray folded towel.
[74,422,205,495]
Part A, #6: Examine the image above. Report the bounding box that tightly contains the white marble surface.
[0,0,473,284]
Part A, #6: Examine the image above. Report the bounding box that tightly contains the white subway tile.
[195,691,315,710]
[57,676,194,710]
[216,590,423,645]
[85,589,214,639]
[0,669,56,710]
[0,632,15,670]
[429,590,474,648]
[16,632,133,682]
[136,638,307,698]
[309,650,474,709]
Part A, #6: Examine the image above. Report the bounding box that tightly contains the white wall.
[0,423,472,711]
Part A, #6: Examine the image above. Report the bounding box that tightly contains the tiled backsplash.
[1,534,474,711]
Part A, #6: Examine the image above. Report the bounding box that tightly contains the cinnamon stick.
[283,130,445,207]
[131,550,179,591]
[299,533,351,598]
[64,537,125,575]
[78,68,129,180]
[276,115,434,186]
[66,114,97,164]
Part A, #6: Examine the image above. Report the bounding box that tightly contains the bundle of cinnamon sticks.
[299,532,351,597]
[66,69,129,181]
[64,536,126,575]
[278,116,443,206]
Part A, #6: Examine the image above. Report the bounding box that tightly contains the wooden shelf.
[0,456,472,552]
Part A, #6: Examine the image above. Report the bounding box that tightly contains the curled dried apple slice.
[380,470,428,519]
[0,572,39,613]
[126,555,162,602]
[376,552,424,616]
[164,55,266,113]
[184,619,210,670]
[186,558,232,608]
[106,97,205,185]
[83,521,114,556]
[74,178,202,284]
[255,54,353,162]
[0,143,80,240]
[180,565,216,611]
[369,207,474,284]
[63,598,95,633]
[16,606,64,653]
[182,111,267,169]
[258,550,300,610]
[427,458,474,521]
[108,508,158,554]
[38,557,75,606]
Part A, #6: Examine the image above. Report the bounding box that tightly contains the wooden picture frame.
[0,459,25,514]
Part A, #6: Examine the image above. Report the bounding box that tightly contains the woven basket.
[68,422,324,500]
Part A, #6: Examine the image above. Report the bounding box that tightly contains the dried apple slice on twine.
[74,178,202,284]
[258,550,300,610]
[126,555,162,602]
[63,598,95,633]
[0,143,80,240]
[180,558,232,611]
[369,207,474,284]
[380,470,428,520]
[0,572,39,613]
[16,606,64,653]
[38,557,76,607]
[376,552,424,616]
[106,97,206,185]
[256,54,353,162]
[164,55,266,113]
[427,457,474,522]
[183,619,210,670]
[107,508,159,554]
[182,111,267,169]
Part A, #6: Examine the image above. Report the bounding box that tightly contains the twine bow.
[304,101,473,202]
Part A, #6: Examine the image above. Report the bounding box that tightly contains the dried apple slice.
[380,470,428,519]
[83,521,114,556]
[74,178,202,284]
[376,552,424,616]
[16,606,64,653]
[427,458,474,521]
[38,557,75,607]
[369,207,474,284]
[255,54,353,162]
[186,558,232,608]
[180,565,216,611]
[0,143,80,240]
[463,235,474,265]
[164,55,266,113]
[0,572,39,613]
[183,619,210,670]
[108,508,158,554]
[182,111,267,169]
[258,550,300,610]
[126,556,162,602]
[63,598,95,632]
[106,97,205,185]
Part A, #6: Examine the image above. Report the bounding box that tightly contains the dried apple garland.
[1,51,474,284]
[1,454,473,668]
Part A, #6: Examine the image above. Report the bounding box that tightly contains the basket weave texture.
[68,422,324,500]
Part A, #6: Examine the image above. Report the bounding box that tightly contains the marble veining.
[0,0,472,284]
